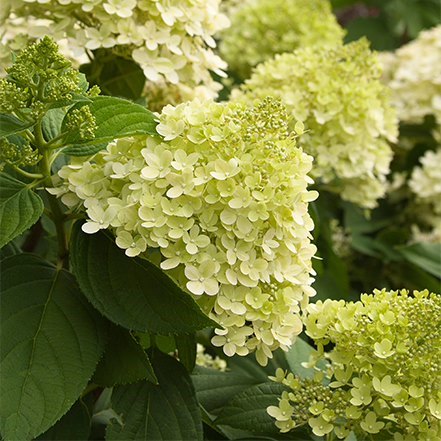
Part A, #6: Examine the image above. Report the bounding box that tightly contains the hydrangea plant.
[0,0,229,102]
[234,39,398,208]
[268,289,441,440]
[219,0,344,79]
[379,25,441,124]
[51,97,319,365]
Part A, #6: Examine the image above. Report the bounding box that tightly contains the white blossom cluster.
[408,148,441,242]
[219,0,344,79]
[233,39,398,208]
[379,25,441,124]
[51,98,318,365]
[195,344,227,371]
[0,0,229,100]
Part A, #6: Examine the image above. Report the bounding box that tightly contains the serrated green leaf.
[35,400,91,441]
[0,114,34,138]
[106,349,203,441]
[70,225,216,334]
[62,96,157,156]
[42,108,66,141]
[0,254,107,440]
[397,243,441,278]
[215,383,287,434]
[93,325,158,387]
[176,334,197,373]
[192,367,261,416]
[0,173,44,248]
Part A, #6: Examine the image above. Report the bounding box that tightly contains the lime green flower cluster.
[379,25,441,124]
[0,0,229,101]
[219,0,344,79]
[195,344,227,371]
[52,97,318,365]
[268,289,441,439]
[234,39,398,208]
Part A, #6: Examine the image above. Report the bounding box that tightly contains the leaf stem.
[36,118,69,266]
[11,165,44,180]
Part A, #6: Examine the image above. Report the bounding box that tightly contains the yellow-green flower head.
[296,289,441,440]
[409,148,441,216]
[0,0,229,101]
[219,0,345,79]
[379,25,441,124]
[52,97,319,366]
[234,39,398,208]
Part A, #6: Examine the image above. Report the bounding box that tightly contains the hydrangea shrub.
[0,0,229,101]
[51,97,319,365]
[268,289,441,440]
[234,39,398,208]
[220,0,344,79]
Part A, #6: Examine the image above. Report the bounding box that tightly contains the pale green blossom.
[268,289,441,439]
[1,0,229,102]
[53,98,318,365]
[379,25,441,124]
[220,0,344,79]
[234,39,398,208]
[195,344,227,371]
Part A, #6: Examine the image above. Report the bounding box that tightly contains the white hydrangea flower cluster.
[379,25,441,124]
[408,148,441,241]
[233,39,398,208]
[0,0,229,100]
[219,0,344,79]
[195,344,227,371]
[52,98,318,366]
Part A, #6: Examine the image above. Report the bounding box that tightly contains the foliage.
[0,2,440,441]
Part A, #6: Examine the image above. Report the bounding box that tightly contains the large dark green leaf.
[0,114,34,138]
[62,96,157,156]
[0,173,44,248]
[0,254,107,440]
[192,367,261,416]
[35,400,91,441]
[70,225,216,334]
[93,325,157,387]
[106,350,203,441]
[175,334,197,373]
[82,56,145,100]
[397,243,441,278]
[215,383,286,434]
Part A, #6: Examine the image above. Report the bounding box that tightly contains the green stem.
[36,119,69,267]
[11,165,43,180]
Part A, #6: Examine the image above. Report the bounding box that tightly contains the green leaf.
[215,383,286,434]
[285,338,319,380]
[192,367,261,416]
[397,243,441,278]
[106,349,203,441]
[175,334,197,373]
[0,254,107,440]
[35,400,91,441]
[93,325,158,387]
[62,96,157,156]
[0,114,34,138]
[0,173,44,248]
[70,225,216,334]
[82,56,145,100]
[42,108,66,141]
